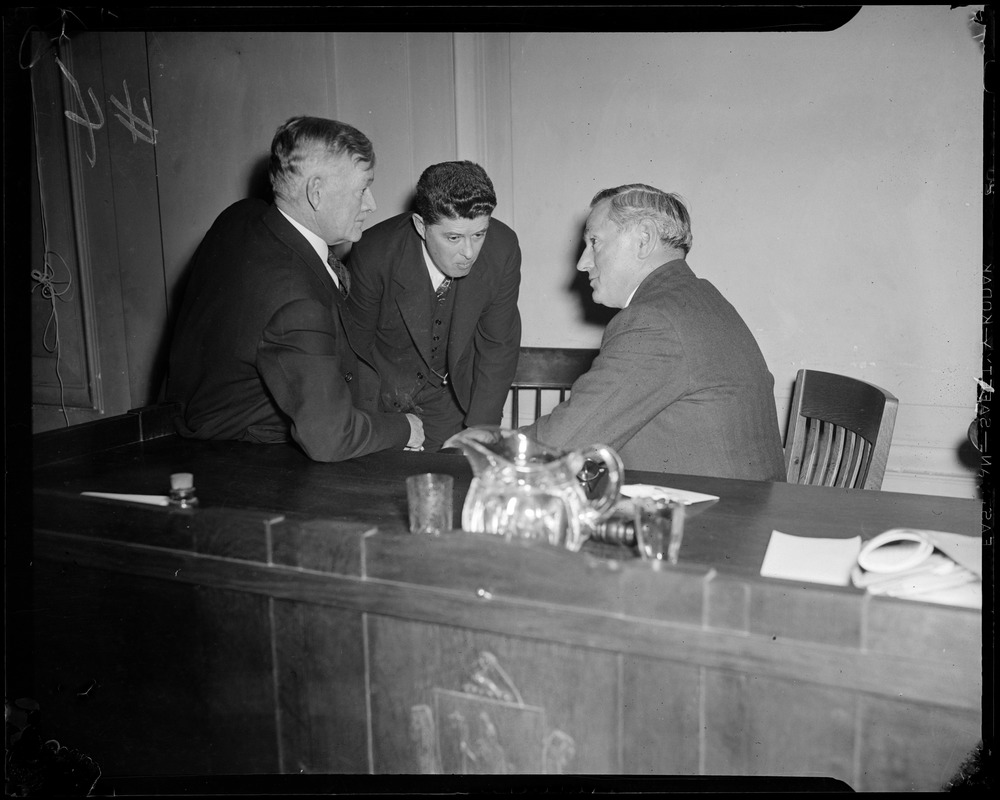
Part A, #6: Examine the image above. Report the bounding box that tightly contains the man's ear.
[635,220,657,259]
[306,174,323,211]
[411,213,427,240]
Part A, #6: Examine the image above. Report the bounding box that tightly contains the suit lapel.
[391,234,435,364]
[261,205,336,298]
[446,258,490,372]
[260,204,380,365]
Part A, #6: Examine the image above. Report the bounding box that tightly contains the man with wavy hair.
[347,161,522,450]
[167,116,423,460]
[523,184,785,480]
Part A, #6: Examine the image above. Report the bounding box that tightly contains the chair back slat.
[507,347,599,427]
[823,424,846,486]
[837,432,864,488]
[784,369,899,490]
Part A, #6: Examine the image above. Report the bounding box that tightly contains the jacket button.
[345,372,353,382]
[417,372,425,380]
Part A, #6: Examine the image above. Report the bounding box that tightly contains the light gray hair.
[591,183,692,255]
[269,116,375,203]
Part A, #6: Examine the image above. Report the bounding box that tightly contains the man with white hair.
[167,116,423,460]
[522,184,785,480]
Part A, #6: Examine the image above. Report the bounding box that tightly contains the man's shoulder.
[357,212,414,244]
[486,217,518,247]
[213,197,271,226]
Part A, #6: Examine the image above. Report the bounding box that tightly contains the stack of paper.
[759,528,982,609]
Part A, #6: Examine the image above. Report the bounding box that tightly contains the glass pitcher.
[443,427,624,552]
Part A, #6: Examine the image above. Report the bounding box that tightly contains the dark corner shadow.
[147,155,275,403]
[566,216,616,327]
[957,421,983,500]
[246,153,274,204]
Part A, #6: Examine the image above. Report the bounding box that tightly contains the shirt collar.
[277,207,342,289]
[421,242,449,290]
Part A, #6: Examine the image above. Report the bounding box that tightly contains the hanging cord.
[30,252,73,427]
[24,23,76,427]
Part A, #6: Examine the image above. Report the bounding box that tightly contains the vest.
[421,279,457,391]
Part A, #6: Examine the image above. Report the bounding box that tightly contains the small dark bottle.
[168,472,199,508]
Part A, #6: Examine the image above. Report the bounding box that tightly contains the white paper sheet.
[81,491,170,506]
[759,530,862,586]
[620,484,719,505]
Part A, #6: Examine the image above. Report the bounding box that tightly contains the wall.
[25,7,985,498]
[499,9,984,498]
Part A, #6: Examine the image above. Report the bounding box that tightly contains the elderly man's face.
[314,153,377,245]
[576,199,638,308]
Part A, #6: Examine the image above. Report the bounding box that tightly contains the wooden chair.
[784,369,899,490]
[508,347,599,427]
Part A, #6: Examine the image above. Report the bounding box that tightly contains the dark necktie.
[435,277,452,302]
[327,252,351,298]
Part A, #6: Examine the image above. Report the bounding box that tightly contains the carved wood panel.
[367,616,618,774]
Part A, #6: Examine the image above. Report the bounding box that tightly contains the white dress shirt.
[277,208,344,292]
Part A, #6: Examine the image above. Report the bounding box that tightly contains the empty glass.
[635,498,685,563]
[406,473,454,535]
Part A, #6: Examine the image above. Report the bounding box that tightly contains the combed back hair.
[591,183,693,255]
[269,116,375,203]
[414,161,497,226]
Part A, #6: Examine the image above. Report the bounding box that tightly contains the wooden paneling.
[29,514,982,787]
[26,422,983,788]
[28,560,278,776]
[858,698,981,792]
[272,601,369,773]
[367,616,620,774]
[703,671,857,784]
[100,32,168,406]
[32,412,141,467]
[620,655,702,775]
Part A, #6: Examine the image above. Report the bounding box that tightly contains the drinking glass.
[406,473,454,535]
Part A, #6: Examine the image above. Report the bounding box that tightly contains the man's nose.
[462,240,475,259]
[364,188,377,213]
[576,252,592,272]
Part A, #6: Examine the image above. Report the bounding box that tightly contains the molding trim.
[453,33,486,163]
[452,33,514,226]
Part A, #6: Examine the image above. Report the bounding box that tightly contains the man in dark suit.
[166,116,423,460]
[522,184,786,481]
[346,161,521,450]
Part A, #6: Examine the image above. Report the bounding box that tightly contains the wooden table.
[20,405,985,791]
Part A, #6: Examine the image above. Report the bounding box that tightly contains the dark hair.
[269,116,375,202]
[591,183,693,255]
[414,161,497,226]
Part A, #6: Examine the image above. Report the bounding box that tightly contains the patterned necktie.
[327,252,351,298]
[435,276,452,302]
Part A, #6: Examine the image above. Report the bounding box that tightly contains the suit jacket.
[523,259,786,481]
[166,199,410,461]
[346,212,521,426]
